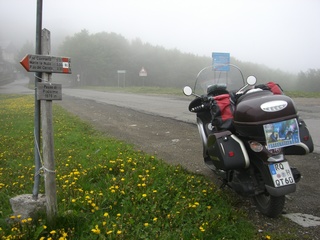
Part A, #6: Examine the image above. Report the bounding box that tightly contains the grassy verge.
[81,86,320,98]
[284,91,320,98]
[0,94,261,239]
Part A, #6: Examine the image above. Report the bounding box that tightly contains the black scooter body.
[193,90,313,198]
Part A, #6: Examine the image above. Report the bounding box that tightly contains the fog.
[1,0,319,73]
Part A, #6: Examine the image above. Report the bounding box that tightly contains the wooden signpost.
[20,28,71,224]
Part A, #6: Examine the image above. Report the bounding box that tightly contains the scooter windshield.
[193,64,245,96]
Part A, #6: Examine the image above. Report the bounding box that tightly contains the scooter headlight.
[249,141,263,152]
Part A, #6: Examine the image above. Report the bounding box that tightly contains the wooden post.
[19,27,70,225]
[41,28,57,225]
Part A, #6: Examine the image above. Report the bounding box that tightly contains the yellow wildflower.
[91,225,100,234]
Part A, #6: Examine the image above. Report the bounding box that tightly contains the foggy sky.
[1,0,319,73]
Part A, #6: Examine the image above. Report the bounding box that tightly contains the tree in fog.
[58,30,209,88]
[14,41,34,80]
[57,29,299,90]
[297,69,320,92]
[58,30,93,86]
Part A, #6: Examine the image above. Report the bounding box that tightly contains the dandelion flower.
[91,225,100,234]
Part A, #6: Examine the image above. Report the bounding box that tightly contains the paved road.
[62,88,320,153]
[0,78,34,94]
[63,89,196,123]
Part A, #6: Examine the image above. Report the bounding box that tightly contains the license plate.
[269,162,295,187]
[263,118,300,150]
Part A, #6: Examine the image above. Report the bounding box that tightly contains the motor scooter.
[183,64,313,217]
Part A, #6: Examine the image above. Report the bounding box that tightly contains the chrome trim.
[267,154,284,163]
[230,134,250,168]
[293,142,310,154]
[220,143,225,155]
[196,117,207,147]
[260,100,287,112]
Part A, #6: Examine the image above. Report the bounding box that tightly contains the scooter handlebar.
[190,98,212,112]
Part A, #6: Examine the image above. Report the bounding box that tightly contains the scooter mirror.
[183,86,193,96]
[247,76,257,86]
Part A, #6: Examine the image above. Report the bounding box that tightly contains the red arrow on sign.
[20,55,30,71]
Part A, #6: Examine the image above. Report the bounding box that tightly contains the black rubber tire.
[253,193,285,218]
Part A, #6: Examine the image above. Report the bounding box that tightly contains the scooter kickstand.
[219,179,228,189]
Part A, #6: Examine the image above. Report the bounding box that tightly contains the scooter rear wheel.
[253,193,285,218]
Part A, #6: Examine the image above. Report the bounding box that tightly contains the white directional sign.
[20,54,71,74]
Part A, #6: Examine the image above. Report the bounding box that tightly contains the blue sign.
[212,52,230,71]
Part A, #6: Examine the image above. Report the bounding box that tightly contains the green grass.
[284,91,320,98]
[0,94,276,239]
[81,86,320,98]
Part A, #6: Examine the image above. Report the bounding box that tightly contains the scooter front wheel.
[253,193,285,218]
